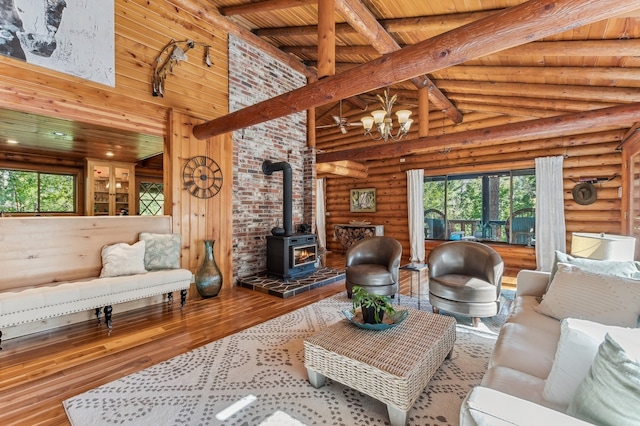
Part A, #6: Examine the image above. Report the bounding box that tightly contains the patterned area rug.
[64,293,505,426]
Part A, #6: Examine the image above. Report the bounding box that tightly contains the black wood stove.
[263,160,318,280]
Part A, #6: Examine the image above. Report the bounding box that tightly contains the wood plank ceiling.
[207,0,640,165]
[2,0,640,166]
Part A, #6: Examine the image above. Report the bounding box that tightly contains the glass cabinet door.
[92,164,111,215]
[87,160,135,216]
[113,166,132,215]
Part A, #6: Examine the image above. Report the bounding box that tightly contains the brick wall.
[228,35,313,282]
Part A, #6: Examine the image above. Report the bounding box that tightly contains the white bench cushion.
[0,269,192,328]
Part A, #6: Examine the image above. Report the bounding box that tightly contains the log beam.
[316,161,368,178]
[219,0,316,16]
[334,0,462,123]
[169,0,315,78]
[254,10,504,37]
[193,0,640,140]
[316,104,640,163]
[317,0,336,78]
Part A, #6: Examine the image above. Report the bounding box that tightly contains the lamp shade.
[371,110,387,124]
[360,116,374,131]
[395,109,412,123]
[570,233,636,261]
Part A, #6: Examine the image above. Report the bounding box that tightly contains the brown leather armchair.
[345,236,402,298]
[427,241,503,326]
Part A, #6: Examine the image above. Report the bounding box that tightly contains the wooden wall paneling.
[168,111,233,300]
[0,0,229,141]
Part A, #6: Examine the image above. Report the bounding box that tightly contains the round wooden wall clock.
[182,156,223,199]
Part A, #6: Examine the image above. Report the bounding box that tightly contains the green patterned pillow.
[567,332,640,425]
[139,233,181,270]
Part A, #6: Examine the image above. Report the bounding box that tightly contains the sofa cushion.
[543,318,638,406]
[479,366,566,411]
[567,332,640,425]
[489,321,559,380]
[430,274,498,303]
[462,386,592,426]
[346,264,394,286]
[535,263,640,327]
[549,251,640,289]
[139,232,181,270]
[0,269,192,328]
[100,241,147,278]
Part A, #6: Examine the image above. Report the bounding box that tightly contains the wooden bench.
[0,215,192,349]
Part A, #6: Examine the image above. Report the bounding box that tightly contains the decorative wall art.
[0,0,115,86]
[350,188,376,213]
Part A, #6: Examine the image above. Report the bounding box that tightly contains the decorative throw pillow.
[543,318,637,406]
[535,263,640,327]
[548,251,640,290]
[100,241,147,278]
[139,233,181,270]
[567,332,640,425]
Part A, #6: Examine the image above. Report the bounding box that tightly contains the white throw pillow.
[535,263,640,327]
[100,241,147,278]
[139,233,181,270]
[543,318,638,406]
[567,332,640,425]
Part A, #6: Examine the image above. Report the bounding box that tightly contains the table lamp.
[570,232,636,261]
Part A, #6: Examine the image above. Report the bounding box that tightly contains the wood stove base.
[237,267,345,298]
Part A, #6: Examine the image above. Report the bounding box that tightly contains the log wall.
[322,109,626,272]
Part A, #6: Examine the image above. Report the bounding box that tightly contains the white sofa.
[460,266,640,425]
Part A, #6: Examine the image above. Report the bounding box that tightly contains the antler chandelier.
[360,89,413,143]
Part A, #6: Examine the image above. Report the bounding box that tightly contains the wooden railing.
[445,220,507,242]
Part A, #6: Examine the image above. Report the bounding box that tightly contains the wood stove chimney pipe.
[262,160,293,236]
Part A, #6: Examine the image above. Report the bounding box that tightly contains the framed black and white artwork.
[1,0,115,86]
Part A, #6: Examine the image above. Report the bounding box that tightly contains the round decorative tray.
[342,309,408,330]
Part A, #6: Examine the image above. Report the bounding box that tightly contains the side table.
[400,263,428,309]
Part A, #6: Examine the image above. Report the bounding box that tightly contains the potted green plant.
[351,285,396,324]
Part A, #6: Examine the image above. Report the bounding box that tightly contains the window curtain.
[315,178,326,254]
[535,156,566,271]
[406,169,425,262]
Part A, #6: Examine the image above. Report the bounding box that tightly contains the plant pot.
[195,239,223,298]
[362,304,385,324]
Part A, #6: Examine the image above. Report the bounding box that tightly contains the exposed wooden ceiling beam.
[317,0,336,78]
[317,103,640,163]
[334,0,462,123]
[254,10,504,37]
[316,161,368,178]
[285,39,640,58]
[219,0,316,16]
[498,39,640,57]
[434,81,640,103]
[169,0,315,78]
[193,0,640,140]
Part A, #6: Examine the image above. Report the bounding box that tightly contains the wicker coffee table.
[303,308,456,426]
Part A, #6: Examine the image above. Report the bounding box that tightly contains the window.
[139,181,164,215]
[424,170,536,245]
[0,169,76,213]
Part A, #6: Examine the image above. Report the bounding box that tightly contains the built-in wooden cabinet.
[86,159,135,216]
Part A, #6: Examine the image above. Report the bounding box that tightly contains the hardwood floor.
[0,252,515,425]
[0,281,348,425]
